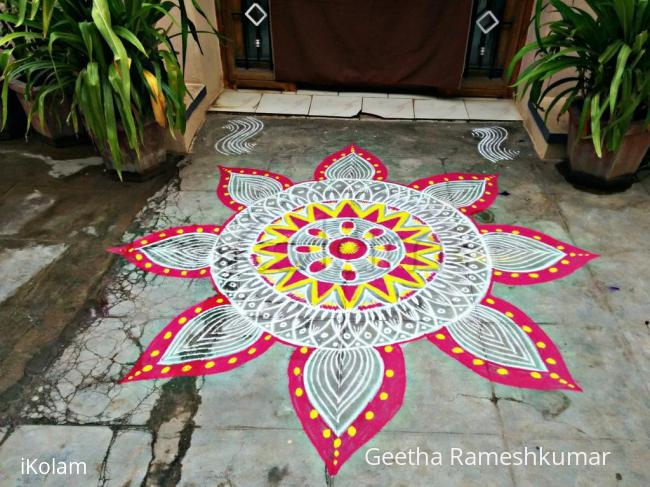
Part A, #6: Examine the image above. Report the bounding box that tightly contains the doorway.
[459,0,535,97]
[218,0,289,90]
[218,0,534,97]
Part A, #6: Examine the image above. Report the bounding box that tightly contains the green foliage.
[507,0,650,156]
[0,0,221,176]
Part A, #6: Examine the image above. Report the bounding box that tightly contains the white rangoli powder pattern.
[472,126,520,163]
[114,144,597,476]
[215,116,264,155]
[211,179,491,349]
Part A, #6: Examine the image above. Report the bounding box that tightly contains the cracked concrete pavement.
[1,115,649,486]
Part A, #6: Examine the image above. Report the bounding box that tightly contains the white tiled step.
[209,89,522,121]
[211,90,261,113]
[309,95,361,117]
[464,99,522,121]
[256,94,311,115]
[414,99,468,120]
[362,98,414,119]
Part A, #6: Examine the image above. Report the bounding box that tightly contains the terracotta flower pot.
[0,88,26,140]
[9,79,79,144]
[100,122,169,180]
[567,103,650,190]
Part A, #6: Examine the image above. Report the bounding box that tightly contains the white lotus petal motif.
[448,305,547,371]
[160,305,262,364]
[304,348,383,435]
[324,153,376,179]
[228,173,284,206]
[483,232,564,272]
[423,180,486,208]
[141,233,218,270]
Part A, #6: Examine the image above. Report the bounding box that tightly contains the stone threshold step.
[209,89,522,121]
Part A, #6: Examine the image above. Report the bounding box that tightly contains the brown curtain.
[270,0,474,90]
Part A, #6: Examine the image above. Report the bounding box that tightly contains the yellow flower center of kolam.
[339,241,360,255]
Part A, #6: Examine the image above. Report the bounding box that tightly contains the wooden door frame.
[217,0,534,96]
[217,0,295,90]
[455,0,535,98]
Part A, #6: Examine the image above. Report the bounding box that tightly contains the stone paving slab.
[102,430,152,487]
[181,427,514,487]
[336,432,513,487]
[179,427,325,486]
[587,253,650,325]
[506,437,650,487]
[193,340,502,436]
[494,322,650,441]
[193,345,299,430]
[0,189,55,236]
[0,244,67,303]
[380,340,501,436]
[0,425,112,486]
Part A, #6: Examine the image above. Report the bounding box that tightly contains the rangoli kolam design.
[110,145,598,475]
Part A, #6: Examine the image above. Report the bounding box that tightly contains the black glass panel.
[466,0,508,78]
[234,0,273,70]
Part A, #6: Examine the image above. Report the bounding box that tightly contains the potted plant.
[508,0,650,190]
[0,47,26,139]
[1,0,220,178]
[0,2,78,142]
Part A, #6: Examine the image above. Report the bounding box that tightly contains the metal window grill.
[465,0,508,78]
[234,0,273,70]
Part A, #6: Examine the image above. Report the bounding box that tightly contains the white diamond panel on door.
[234,0,273,70]
[466,0,508,78]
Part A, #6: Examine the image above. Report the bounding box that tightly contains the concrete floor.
[0,115,649,486]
